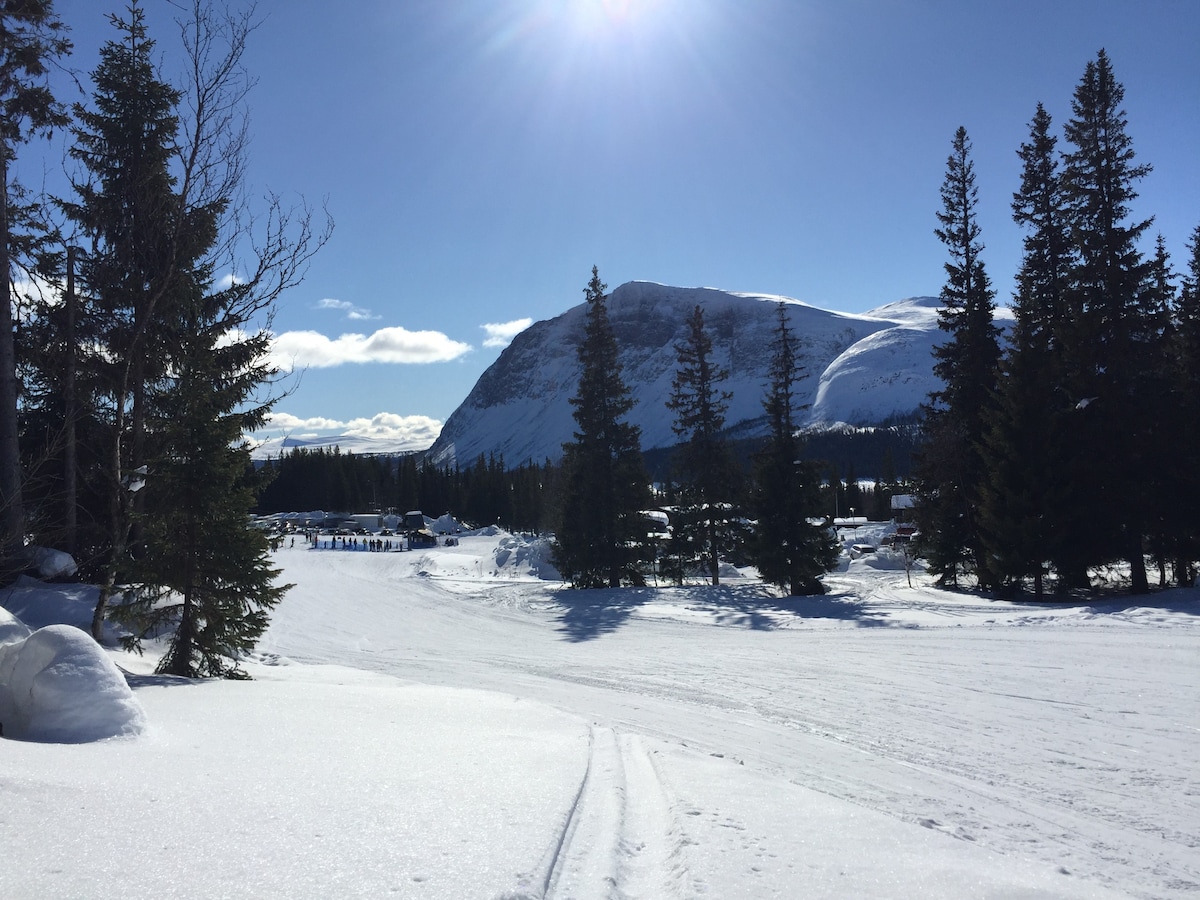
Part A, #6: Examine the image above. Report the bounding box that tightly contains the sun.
[596,0,656,21]
[566,0,671,34]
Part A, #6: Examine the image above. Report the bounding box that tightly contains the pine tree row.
[255,446,559,536]
[915,50,1200,597]
[553,268,837,594]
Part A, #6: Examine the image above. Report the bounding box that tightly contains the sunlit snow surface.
[2,525,1197,899]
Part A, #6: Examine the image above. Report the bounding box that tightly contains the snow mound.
[0,624,146,743]
[430,513,466,534]
[24,546,78,580]
[717,560,745,580]
[0,606,31,646]
[493,534,560,580]
[863,549,914,570]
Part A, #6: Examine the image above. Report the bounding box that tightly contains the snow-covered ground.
[2,525,1197,899]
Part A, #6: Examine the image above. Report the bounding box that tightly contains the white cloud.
[11,274,60,322]
[215,272,245,291]
[259,411,443,451]
[481,317,533,348]
[317,297,378,321]
[262,412,348,433]
[342,412,443,444]
[268,326,472,371]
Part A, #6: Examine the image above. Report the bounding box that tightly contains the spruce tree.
[0,0,71,576]
[554,267,652,587]
[1168,225,1200,585]
[914,127,1001,588]
[113,278,287,678]
[62,2,191,637]
[749,303,837,595]
[19,246,109,567]
[56,0,325,665]
[977,104,1074,598]
[1142,237,1179,586]
[665,304,740,585]
[1059,49,1158,593]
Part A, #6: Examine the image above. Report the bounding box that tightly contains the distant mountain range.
[252,434,414,458]
[427,282,962,467]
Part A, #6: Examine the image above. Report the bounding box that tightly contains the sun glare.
[567,0,670,34]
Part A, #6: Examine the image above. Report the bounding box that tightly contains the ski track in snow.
[534,727,690,900]
[260,539,1200,900]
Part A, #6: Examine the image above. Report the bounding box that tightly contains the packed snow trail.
[538,726,691,900]
[259,536,1199,898]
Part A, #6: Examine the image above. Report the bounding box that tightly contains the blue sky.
[41,0,1200,451]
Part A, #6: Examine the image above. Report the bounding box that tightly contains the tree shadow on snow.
[969,578,1200,614]
[552,581,896,641]
[123,671,205,690]
[553,587,653,643]
[1008,591,1200,617]
[699,583,895,629]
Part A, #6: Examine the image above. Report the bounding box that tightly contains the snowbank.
[23,545,78,580]
[0,623,146,742]
[494,533,560,580]
[862,548,915,570]
[0,606,31,645]
[430,512,465,534]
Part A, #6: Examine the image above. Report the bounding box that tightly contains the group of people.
[305,532,406,552]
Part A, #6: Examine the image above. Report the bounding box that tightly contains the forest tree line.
[913,50,1200,598]
[252,426,916,534]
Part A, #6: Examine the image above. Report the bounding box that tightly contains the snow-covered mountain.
[250,433,418,459]
[429,282,949,467]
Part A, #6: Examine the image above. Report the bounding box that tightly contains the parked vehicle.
[403,510,438,548]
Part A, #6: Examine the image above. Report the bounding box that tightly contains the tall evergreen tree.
[749,303,837,595]
[978,104,1074,598]
[62,2,191,637]
[665,304,740,585]
[914,127,1001,587]
[1141,236,1179,586]
[55,0,327,667]
[1059,48,1157,593]
[0,0,70,577]
[19,244,107,566]
[1167,225,1200,585]
[554,266,652,588]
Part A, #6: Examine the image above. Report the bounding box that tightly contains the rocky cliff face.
[428,282,947,467]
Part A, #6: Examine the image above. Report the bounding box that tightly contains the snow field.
[2,527,1196,898]
[3,666,591,899]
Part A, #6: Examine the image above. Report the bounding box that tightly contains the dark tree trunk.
[0,152,25,576]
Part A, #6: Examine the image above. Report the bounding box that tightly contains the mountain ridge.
[427,282,953,467]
